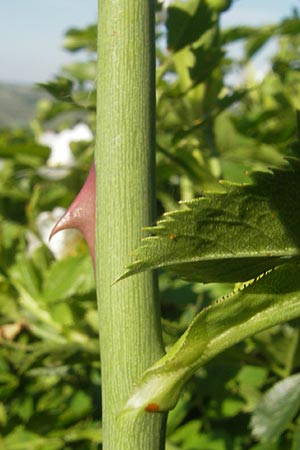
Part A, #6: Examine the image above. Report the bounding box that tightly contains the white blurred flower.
[38,123,93,180]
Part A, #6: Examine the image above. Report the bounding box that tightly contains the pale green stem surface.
[95,1,166,448]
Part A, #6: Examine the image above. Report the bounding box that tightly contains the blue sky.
[0,0,97,84]
[0,0,298,84]
[221,0,298,27]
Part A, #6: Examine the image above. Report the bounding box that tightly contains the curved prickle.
[50,162,96,265]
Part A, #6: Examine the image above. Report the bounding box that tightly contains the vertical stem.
[95,1,166,449]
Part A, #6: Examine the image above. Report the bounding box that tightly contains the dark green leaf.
[167,0,214,52]
[279,17,300,36]
[120,158,300,283]
[38,78,74,103]
[189,45,224,84]
[0,142,50,161]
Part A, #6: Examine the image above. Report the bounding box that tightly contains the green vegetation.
[1,1,300,448]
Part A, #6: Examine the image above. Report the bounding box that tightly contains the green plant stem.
[95,1,166,448]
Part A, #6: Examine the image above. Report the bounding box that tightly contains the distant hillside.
[0,82,46,128]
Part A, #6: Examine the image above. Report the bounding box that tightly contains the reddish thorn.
[50,162,96,265]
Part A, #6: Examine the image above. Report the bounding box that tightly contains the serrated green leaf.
[250,373,300,442]
[120,158,300,283]
[38,78,73,103]
[122,263,300,414]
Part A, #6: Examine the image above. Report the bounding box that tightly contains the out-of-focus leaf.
[205,0,232,13]
[189,45,223,85]
[168,420,203,448]
[63,25,97,52]
[0,219,25,252]
[10,256,42,299]
[0,402,7,426]
[172,89,248,143]
[72,90,96,109]
[279,17,300,36]
[0,373,19,398]
[43,254,95,302]
[0,142,50,161]
[167,0,214,52]
[236,365,268,388]
[252,324,299,377]
[50,303,74,327]
[249,442,279,450]
[35,98,80,124]
[245,27,274,59]
[3,426,64,450]
[250,374,300,442]
[38,78,74,103]
[59,390,92,425]
[13,396,34,423]
[166,393,191,436]
[221,26,256,45]
[62,422,102,443]
[169,419,231,449]
[62,61,97,82]
[292,426,300,450]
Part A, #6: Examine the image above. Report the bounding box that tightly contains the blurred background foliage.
[1,0,300,448]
